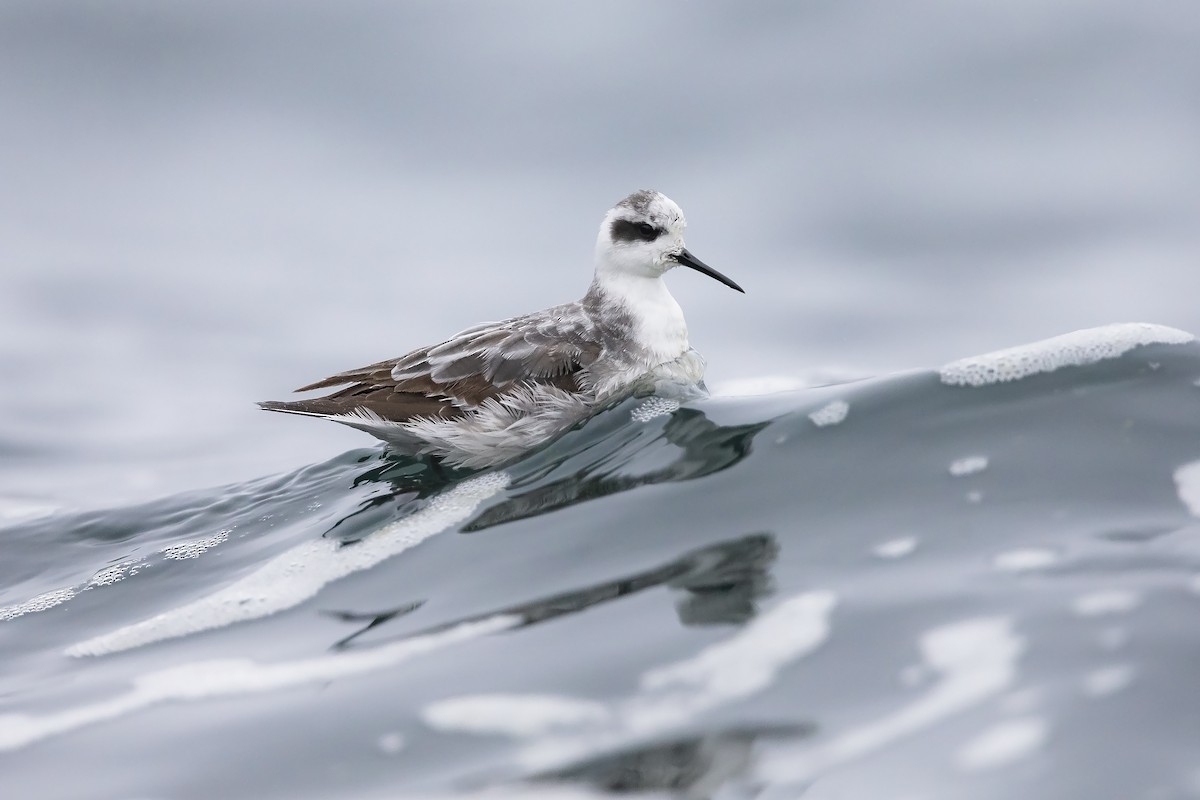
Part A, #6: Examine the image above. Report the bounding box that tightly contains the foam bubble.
[0,587,77,622]
[1,528,233,625]
[993,549,1058,572]
[1,554,157,623]
[1173,460,1200,518]
[808,400,849,427]
[1072,589,1141,616]
[940,323,1193,387]
[376,731,406,754]
[66,472,510,657]
[630,397,679,423]
[949,456,989,477]
[161,529,230,560]
[424,695,612,737]
[1083,664,1134,696]
[956,717,1047,771]
[873,537,918,559]
[88,558,148,587]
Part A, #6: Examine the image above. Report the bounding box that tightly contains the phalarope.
[259,190,744,468]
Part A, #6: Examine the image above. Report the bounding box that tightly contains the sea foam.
[940,323,1193,387]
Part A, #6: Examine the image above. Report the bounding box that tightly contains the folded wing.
[258,303,601,423]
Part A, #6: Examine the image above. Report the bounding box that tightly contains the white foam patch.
[0,614,516,752]
[1083,664,1135,697]
[873,537,918,559]
[424,695,612,737]
[629,591,835,732]
[0,587,77,622]
[630,397,680,423]
[808,400,849,427]
[1173,461,1200,518]
[993,549,1058,572]
[1,531,228,624]
[759,617,1023,783]
[531,591,835,769]
[88,558,149,587]
[1,554,157,622]
[66,472,511,657]
[376,731,406,754]
[161,529,230,560]
[1072,589,1141,617]
[956,717,1047,771]
[939,323,1193,387]
[423,592,836,772]
[949,456,989,477]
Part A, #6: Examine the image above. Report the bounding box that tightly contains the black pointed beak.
[672,248,745,293]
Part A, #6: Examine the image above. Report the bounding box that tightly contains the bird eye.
[609,218,662,243]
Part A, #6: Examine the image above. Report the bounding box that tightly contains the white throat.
[594,268,690,362]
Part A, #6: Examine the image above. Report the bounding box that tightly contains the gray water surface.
[3,334,1200,798]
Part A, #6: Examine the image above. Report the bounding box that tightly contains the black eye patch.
[611,219,662,242]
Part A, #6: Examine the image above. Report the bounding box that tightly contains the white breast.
[599,272,690,363]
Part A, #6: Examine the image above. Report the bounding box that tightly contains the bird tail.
[257,399,336,418]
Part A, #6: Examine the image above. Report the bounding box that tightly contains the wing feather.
[265,303,601,423]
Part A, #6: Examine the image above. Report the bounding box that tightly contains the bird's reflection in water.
[327,532,776,650]
[323,404,766,544]
[322,451,469,544]
[528,723,812,799]
[463,408,768,533]
[321,406,784,799]
[672,533,776,627]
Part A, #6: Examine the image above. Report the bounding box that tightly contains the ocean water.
[3,324,1200,799]
[3,2,1200,798]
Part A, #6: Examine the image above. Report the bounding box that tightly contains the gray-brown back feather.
[261,302,603,423]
